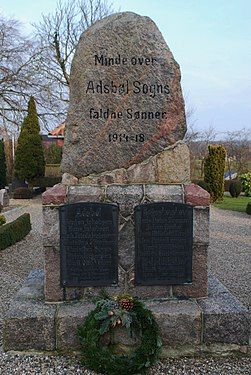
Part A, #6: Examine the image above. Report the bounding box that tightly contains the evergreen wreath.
[77,294,162,375]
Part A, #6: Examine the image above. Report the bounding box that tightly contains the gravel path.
[209,207,251,307]
[0,199,250,374]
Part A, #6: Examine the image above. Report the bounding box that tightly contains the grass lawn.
[214,195,251,212]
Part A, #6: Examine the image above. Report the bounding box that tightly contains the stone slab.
[0,189,9,207]
[43,206,60,247]
[68,185,104,203]
[198,291,250,345]
[193,206,210,244]
[57,301,95,350]
[106,184,143,216]
[4,300,56,351]
[145,184,183,202]
[146,300,202,347]
[16,269,44,301]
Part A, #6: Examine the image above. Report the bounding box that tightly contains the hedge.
[0,213,31,251]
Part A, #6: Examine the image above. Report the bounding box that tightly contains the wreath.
[77,294,162,375]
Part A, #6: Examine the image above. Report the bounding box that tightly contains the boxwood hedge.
[0,213,31,251]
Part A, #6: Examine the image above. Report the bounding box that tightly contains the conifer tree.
[14,97,45,185]
[204,145,226,202]
[0,139,7,189]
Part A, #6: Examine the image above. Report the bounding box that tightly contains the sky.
[1,0,251,135]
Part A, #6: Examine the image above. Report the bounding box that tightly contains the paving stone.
[198,291,250,345]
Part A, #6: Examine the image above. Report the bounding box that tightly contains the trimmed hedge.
[0,213,31,251]
[229,180,242,198]
[246,202,251,215]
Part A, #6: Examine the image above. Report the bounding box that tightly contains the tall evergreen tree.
[0,139,7,189]
[14,97,45,185]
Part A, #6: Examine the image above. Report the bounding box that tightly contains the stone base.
[42,183,210,301]
[3,270,250,355]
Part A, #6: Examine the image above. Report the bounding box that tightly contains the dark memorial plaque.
[60,202,118,287]
[135,202,193,285]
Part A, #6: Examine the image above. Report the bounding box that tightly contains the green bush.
[204,145,226,202]
[13,187,32,199]
[14,96,45,186]
[0,215,6,226]
[229,181,242,198]
[0,213,31,251]
[246,202,251,215]
[240,172,251,197]
[224,178,239,192]
[44,144,62,164]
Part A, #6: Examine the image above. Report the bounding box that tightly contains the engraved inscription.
[135,202,193,285]
[60,202,118,286]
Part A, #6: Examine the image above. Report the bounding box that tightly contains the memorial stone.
[61,12,186,177]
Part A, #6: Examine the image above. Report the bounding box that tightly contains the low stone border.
[3,270,250,356]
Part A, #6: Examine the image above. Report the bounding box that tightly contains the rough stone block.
[44,246,63,302]
[193,206,210,244]
[68,185,104,203]
[173,243,208,298]
[145,184,183,203]
[106,184,143,216]
[198,292,250,345]
[57,301,95,350]
[42,184,67,205]
[156,142,190,183]
[146,300,201,346]
[4,300,56,351]
[43,206,60,247]
[127,157,156,184]
[184,183,210,206]
[118,219,135,270]
[61,172,78,185]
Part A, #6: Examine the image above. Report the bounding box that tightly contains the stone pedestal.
[42,182,210,302]
[3,271,250,355]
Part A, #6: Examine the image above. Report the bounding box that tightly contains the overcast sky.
[1,0,251,135]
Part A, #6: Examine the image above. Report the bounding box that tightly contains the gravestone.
[0,189,9,207]
[60,202,118,287]
[135,202,193,285]
[61,12,186,178]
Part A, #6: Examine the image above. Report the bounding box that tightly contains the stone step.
[3,270,250,356]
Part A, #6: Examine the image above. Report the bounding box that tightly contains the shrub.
[246,202,251,215]
[224,178,239,192]
[229,181,242,198]
[0,213,31,251]
[240,172,251,197]
[14,96,45,186]
[0,139,7,189]
[44,143,62,164]
[0,215,6,226]
[13,187,32,199]
[0,204,3,213]
[204,145,226,202]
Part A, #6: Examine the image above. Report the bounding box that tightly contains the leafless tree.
[0,16,37,135]
[224,128,251,175]
[33,0,114,129]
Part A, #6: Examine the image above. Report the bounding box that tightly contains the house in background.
[42,123,65,149]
